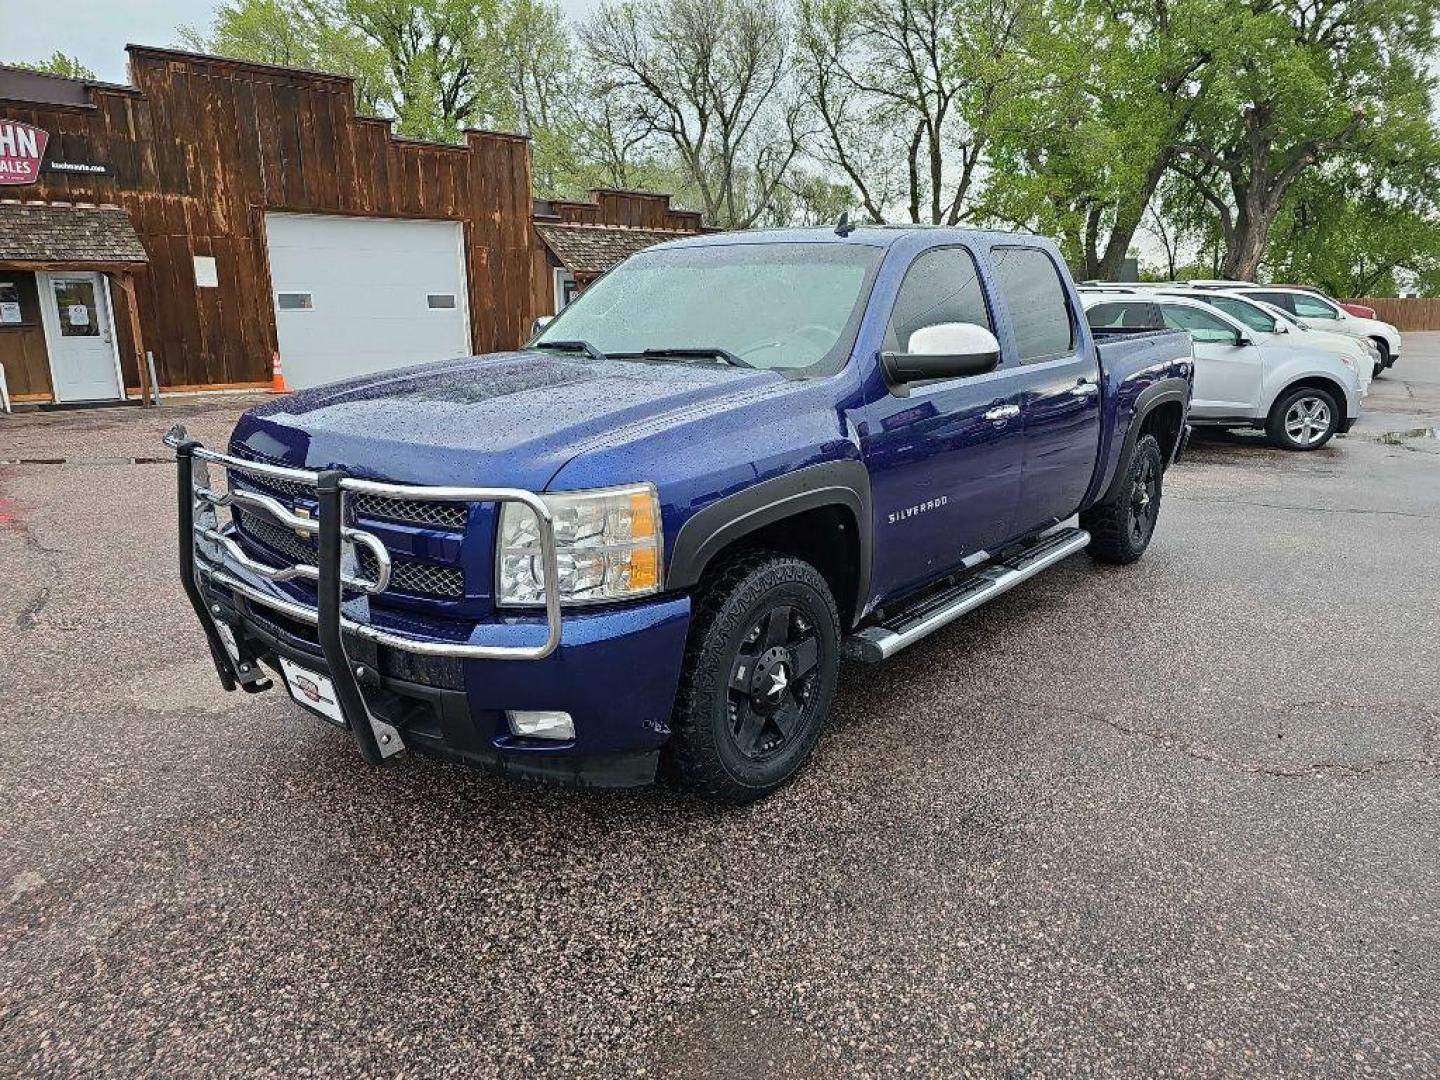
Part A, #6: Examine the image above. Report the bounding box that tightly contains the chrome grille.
[228,444,467,530]
[352,493,468,529]
[236,511,464,598]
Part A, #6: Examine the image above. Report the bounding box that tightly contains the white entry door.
[264,213,471,390]
[39,271,123,402]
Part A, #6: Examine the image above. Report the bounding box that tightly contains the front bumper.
[169,427,690,786]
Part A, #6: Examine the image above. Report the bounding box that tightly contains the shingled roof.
[534,222,688,278]
[0,202,148,267]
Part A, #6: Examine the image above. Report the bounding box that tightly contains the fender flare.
[666,459,872,623]
[1098,377,1190,505]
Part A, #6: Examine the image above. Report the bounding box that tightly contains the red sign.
[0,121,48,185]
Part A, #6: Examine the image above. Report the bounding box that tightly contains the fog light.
[506,710,575,740]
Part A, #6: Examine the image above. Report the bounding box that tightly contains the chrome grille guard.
[165,423,562,765]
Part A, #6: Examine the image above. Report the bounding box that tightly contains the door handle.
[1070,380,1100,397]
[983,404,1020,421]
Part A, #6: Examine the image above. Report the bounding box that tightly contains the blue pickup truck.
[168,226,1193,801]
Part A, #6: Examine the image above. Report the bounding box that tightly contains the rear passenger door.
[991,246,1101,532]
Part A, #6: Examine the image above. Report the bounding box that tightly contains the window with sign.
[52,279,100,337]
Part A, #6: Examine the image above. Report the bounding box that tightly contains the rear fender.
[1094,377,1190,506]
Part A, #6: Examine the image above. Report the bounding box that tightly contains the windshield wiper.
[530,339,609,362]
[613,346,754,369]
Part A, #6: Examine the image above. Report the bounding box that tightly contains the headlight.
[497,484,662,607]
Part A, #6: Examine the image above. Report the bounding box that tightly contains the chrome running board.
[844,527,1091,662]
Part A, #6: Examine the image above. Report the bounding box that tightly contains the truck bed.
[1092,326,1192,366]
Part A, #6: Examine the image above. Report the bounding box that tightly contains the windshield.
[531,242,883,376]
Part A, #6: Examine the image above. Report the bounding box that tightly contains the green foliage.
[983,0,1227,278]
[12,52,97,80]
[1171,0,1440,278]
[1266,164,1440,298]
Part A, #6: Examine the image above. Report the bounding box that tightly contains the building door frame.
[36,269,125,402]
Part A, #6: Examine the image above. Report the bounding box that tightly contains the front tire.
[669,553,841,803]
[1266,386,1338,451]
[1372,338,1391,376]
[1081,433,1164,565]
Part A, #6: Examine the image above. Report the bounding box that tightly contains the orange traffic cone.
[271,350,288,394]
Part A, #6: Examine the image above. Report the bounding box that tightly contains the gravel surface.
[2,340,1438,1078]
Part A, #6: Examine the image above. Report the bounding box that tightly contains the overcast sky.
[0,0,604,83]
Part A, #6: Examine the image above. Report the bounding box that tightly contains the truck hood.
[230,351,792,489]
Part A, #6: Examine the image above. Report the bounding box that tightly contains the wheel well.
[1272,377,1346,422]
[1139,400,1185,466]
[697,505,862,627]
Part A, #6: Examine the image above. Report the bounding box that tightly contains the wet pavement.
[2,339,1439,1078]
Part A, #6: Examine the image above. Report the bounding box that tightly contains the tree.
[1172,0,1439,279]
[761,169,856,226]
[12,52,96,80]
[180,1,391,114]
[581,0,804,229]
[983,0,1221,279]
[797,0,1042,225]
[1265,149,1440,297]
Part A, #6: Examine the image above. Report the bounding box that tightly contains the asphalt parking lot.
[3,339,1438,1078]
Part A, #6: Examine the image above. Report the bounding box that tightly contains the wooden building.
[0,49,707,405]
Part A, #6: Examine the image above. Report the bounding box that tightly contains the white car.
[1081,292,1361,450]
[1227,286,1401,377]
[1148,288,1374,396]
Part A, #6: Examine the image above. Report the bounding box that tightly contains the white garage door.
[264,212,471,389]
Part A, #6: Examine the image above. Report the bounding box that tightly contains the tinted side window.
[1086,301,1162,329]
[884,247,992,353]
[991,247,1075,362]
[1291,293,1340,318]
[1250,291,1297,314]
[1206,295,1276,333]
[1160,303,1239,344]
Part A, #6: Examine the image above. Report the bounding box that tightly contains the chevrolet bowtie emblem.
[293,505,313,538]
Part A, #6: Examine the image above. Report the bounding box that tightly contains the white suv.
[1227,287,1401,377]
[1148,288,1374,395]
[1081,292,1362,451]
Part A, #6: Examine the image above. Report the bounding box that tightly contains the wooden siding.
[0,272,50,397]
[0,46,538,398]
[1346,297,1440,332]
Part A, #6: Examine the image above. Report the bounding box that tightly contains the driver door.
[856,246,1028,601]
[1158,302,1264,419]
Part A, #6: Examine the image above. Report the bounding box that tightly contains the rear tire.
[1081,434,1164,566]
[1266,385,1338,451]
[669,553,841,803]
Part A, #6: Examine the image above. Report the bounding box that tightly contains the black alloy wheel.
[1127,450,1161,550]
[726,603,823,762]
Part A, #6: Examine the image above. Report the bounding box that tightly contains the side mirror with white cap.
[880,321,1002,395]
